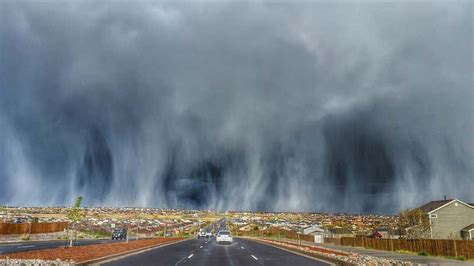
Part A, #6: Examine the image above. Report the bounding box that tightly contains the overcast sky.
[0,1,472,213]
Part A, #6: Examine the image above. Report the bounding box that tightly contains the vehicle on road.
[197,229,207,239]
[216,230,233,244]
[112,228,127,240]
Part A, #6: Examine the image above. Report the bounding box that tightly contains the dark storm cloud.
[0,1,472,213]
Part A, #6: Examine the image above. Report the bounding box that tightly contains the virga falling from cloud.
[0,1,472,213]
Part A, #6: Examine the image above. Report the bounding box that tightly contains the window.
[430,214,438,218]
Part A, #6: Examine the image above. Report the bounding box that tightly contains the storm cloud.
[0,1,472,213]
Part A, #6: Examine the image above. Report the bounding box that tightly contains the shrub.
[418,251,430,256]
[20,234,30,241]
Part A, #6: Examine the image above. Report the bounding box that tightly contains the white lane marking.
[251,255,258,260]
[17,245,35,249]
[188,254,194,259]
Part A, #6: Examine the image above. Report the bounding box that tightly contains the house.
[300,225,325,243]
[238,225,252,232]
[461,224,474,240]
[418,199,474,239]
[232,219,248,226]
[302,225,324,235]
[325,227,354,238]
[371,231,383,238]
[371,228,401,239]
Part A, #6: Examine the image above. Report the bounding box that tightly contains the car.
[112,228,127,240]
[197,230,207,239]
[206,232,213,238]
[216,230,233,244]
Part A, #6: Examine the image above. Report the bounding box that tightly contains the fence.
[0,222,68,235]
[236,228,316,242]
[246,227,474,259]
[338,237,474,259]
[324,237,341,245]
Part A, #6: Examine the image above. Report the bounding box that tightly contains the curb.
[76,238,189,265]
[246,238,354,266]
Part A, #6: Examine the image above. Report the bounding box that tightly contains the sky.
[0,1,472,213]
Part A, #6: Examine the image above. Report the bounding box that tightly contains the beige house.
[419,199,474,239]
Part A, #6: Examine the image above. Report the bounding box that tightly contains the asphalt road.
[0,238,126,255]
[102,238,330,266]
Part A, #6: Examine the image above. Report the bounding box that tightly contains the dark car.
[112,228,127,240]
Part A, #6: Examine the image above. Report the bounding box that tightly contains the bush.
[418,251,430,256]
[20,234,30,241]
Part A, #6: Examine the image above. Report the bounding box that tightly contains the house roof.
[461,224,474,231]
[418,199,473,214]
[371,231,383,238]
[303,226,324,234]
[328,227,353,234]
[418,199,453,213]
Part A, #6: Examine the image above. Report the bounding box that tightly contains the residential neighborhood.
[2,199,473,242]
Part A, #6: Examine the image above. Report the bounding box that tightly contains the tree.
[67,196,84,247]
[398,208,431,239]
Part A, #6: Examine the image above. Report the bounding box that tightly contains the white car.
[216,230,233,244]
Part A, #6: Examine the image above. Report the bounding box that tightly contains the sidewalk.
[278,238,473,265]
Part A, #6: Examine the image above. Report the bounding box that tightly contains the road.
[103,219,330,266]
[102,238,330,266]
[1,220,331,265]
[0,238,127,255]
